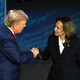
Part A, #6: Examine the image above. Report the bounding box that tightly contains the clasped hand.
[31,47,39,58]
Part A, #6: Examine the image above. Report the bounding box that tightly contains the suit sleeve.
[0,37,34,64]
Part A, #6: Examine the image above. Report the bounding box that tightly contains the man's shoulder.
[0,24,5,30]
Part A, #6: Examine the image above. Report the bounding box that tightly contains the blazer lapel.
[54,36,61,56]
[61,37,77,56]
[55,37,70,56]
[61,45,70,56]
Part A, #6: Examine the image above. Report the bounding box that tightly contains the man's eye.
[57,27,60,29]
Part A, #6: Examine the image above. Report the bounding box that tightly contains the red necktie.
[14,34,16,39]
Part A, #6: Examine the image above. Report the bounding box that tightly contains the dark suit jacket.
[0,25,34,80]
[40,34,80,80]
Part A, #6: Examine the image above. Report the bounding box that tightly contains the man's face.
[54,21,65,37]
[14,20,26,34]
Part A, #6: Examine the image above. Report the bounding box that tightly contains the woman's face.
[54,21,65,38]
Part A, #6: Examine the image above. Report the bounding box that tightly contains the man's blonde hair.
[4,9,29,27]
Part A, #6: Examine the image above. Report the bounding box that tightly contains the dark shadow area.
[20,59,52,80]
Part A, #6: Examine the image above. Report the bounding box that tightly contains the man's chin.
[17,31,22,34]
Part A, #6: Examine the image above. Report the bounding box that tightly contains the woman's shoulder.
[73,36,80,45]
[77,36,80,42]
[48,34,58,42]
[49,34,58,39]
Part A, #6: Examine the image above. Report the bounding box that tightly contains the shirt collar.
[59,37,65,43]
[7,27,14,34]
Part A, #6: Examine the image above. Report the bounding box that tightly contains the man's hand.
[31,47,39,58]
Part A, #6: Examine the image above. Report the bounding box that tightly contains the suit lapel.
[61,37,77,56]
[61,45,70,56]
[54,36,70,56]
[53,36,61,56]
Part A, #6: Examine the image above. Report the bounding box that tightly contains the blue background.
[1,1,80,80]
[1,0,80,51]
[0,0,4,24]
[17,8,80,51]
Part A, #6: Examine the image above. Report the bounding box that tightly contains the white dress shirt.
[59,37,65,54]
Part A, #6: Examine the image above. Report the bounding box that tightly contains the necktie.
[14,34,16,39]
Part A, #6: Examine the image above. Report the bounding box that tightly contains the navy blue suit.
[0,25,34,80]
[40,34,80,80]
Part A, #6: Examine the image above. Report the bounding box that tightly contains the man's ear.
[12,23,17,29]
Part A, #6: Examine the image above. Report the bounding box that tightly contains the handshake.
[31,47,39,58]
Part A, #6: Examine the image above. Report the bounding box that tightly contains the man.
[0,9,38,80]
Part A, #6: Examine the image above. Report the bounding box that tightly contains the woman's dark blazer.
[40,34,80,80]
[0,25,34,80]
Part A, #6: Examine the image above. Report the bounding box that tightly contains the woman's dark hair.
[56,17,76,46]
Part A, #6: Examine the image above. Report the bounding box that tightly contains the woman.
[31,17,80,80]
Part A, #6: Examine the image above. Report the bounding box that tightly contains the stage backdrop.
[7,0,80,80]
[0,0,5,25]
